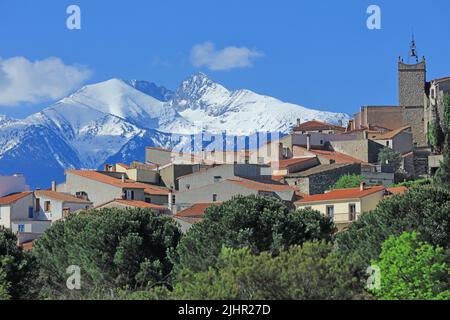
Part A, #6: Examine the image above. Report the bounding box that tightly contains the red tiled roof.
[387,186,408,195]
[96,199,168,210]
[271,175,285,182]
[271,157,316,169]
[176,203,221,219]
[20,241,34,252]
[114,199,168,210]
[229,177,294,192]
[293,120,346,132]
[368,126,411,140]
[0,192,32,205]
[433,77,450,84]
[66,170,169,195]
[296,186,385,204]
[35,190,92,204]
[296,147,364,164]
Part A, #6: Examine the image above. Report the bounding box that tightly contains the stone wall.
[285,163,361,195]
[403,106,426,147]
[398,61,426,107]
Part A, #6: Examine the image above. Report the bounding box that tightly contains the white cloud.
[190,42,264,71]
[0,56,91,107]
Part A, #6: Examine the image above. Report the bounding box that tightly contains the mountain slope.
[0,73,350,187]
[170,73,349,134]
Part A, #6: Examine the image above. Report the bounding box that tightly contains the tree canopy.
[336,185,450,271]
[331,174,365,190]
[372,232,450,300]
[31,208,182,299]
[171,195,335,275]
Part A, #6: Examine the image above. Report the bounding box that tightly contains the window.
[213,176,222,183]
[213,194,218,202]
[44,201,51,212]
[35,198,40,212]
[349,204,357,221]
[171,194,176,205]
[126,190,135,200]
[145,197,152,203]
[326,206,334,220]
[28,207,34,219]
[186,184,191,190]
[386,141,390,147]
[18,224,25,233]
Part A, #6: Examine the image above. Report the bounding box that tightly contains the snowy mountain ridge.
[0,73,350,187]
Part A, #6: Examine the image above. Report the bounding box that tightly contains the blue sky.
[1,0,450,118]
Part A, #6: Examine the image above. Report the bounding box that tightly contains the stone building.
[352,37,434,148]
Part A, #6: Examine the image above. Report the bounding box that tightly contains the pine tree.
[434,134,450,189]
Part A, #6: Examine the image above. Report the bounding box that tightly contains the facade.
[174,177,294,214]
[61,170,169,207]
[0,191,51,244]
[34,189,93,222]
[295,184,386,229]
[176,164,271,193]
[284,163,361,195]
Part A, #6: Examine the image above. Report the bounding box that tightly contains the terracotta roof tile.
[66,170,169,195]
[296,147,364,164]
[369,126,411,140]
[35,190,92,204]
[176,203,221,219]
[229,177,294,192]
[293,120,346,132]
[270,157,317,169]
[386,186,408,195]
[0,192,32,205]
[296,186,385,204]
[96,199,168,210]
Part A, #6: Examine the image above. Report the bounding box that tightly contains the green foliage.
[31,208,182,299]
[171,195,335,276]
[0,226,33,299]
[332,174,365,190]
[372,232,450,300]
[434,134,450,190]
[168,243,370,300]
[336,185,450,272]
[390,178,431,188]
[378,147,402,172]
[0,264,11,300]
[428,120,445,150]
[444,93,450,132]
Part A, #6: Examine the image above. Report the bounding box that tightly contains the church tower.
[398,35,426,107]
[398,35,428,147]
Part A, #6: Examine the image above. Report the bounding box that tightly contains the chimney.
[360,181,366,191]
[306,134,311,151]
[51,181,57,192]
[296,118,301,127]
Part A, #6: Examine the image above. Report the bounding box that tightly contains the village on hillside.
[1,42,449,250]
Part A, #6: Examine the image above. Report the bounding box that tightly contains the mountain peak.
[124,80,174,102]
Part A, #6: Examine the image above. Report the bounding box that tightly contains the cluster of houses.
[0,118,412,245]
[1,42,449,247]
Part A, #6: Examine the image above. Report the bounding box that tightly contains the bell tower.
[398,35,426,108]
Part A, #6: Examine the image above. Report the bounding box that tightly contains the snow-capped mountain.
[171,73,349,134]
[0,73,350,187]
